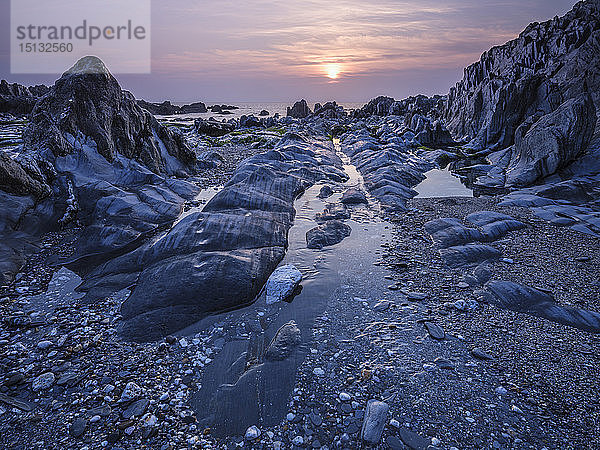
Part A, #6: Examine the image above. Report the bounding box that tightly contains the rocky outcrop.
[209,104,239,114]
[24,56,196,173]
[444,0,600,157]
[505,94,597,186]
[194,118,236,136]
[0,56,200,284]
[137,100,208,115]
[74,133,347,340]
[287,100,311,119]
[0,80,49,115]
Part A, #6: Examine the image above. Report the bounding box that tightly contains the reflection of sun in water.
[325,63,341,79]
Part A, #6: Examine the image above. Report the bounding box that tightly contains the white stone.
[120,382,142,402]
[265,265,302,304]
[339,392,351,402]
[245,425,261,441]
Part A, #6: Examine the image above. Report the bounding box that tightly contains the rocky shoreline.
[1,1,600,449]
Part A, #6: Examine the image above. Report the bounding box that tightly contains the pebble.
[339,392,351,402]
[123,398,150,419]
[360,399,389,444]
[245,425,261,441]
[511,405,524,414]
[386,435,405,450]
[120,382,142,402]
[495,386,508,396]
[424,322,445,340]
[292,436,304,445]
[70,417,87,438]
[313,368,325,376]
[471,347,494,360]
[399,428,430,449]
[434,357,455,370]
[32,372,55,391]
[37,340,53,350]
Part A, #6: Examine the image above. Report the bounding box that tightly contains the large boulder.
[506,94,597,186]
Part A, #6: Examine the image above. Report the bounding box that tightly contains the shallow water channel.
[189,140,391,436]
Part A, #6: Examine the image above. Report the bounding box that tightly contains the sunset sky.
[0,0,576,103]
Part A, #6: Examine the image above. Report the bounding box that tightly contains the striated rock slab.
[75,134,347,340]
[440,243,502,268]
[481,281,600,333]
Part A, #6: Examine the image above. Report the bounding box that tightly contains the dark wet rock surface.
[306,220,352,249]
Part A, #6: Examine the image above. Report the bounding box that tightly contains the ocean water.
[156,102,365,121]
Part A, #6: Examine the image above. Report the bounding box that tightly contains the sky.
[0,0,577,103]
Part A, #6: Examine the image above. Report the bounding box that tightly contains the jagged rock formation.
[0,80,49,115]
[0,56,199,284]
[24,56,196,173]
[444,0,600,186]
[287,99,311,118]
[355,95,445,120]
[137,99,208,115]
[445,0,600,146]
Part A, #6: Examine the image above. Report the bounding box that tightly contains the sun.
[325,63,341,79]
